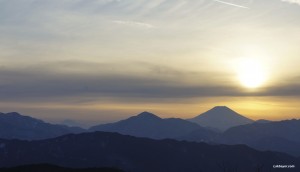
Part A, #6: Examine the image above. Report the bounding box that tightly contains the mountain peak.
[6,112,22,116]
[1,112,50,125]
[188,106,253,131]
[201,106,251,119]
[136,111,161,119]
[214,106,228,108]
[0,112,85,140]
[208,106,236,114]
[0,112,25,118]
[211,106,232,110]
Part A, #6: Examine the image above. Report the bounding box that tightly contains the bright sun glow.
[237,58,267,88]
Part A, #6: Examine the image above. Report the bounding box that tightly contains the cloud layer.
[1,61,300,104]
[282,0,300,5]
[1,0,300,122]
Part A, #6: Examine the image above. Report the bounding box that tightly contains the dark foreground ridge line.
[0,164,124,172]
[0,131,299,172]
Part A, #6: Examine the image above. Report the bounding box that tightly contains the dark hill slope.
[0,132,298,172]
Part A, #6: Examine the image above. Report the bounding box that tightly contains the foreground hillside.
[0,164,123,172]
[0,132,298,172]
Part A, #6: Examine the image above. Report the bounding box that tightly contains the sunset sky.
[1,0,300,126]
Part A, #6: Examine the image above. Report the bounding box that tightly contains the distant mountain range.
[0,131,299,172]
[90,111,216,140]
[1,108,300,157]
[0,112,84,140]
[216,119,300,156]
[188,106,254,131]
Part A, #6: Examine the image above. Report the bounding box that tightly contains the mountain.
[61,119,82,127]
[0,131,299,172]
[0,112,85,140]
[0,164,124,172]
[178,128,220,143]
[188,106,254,131]
[255,119,273,124]
[90,111,215,140]
[217,119,300,156]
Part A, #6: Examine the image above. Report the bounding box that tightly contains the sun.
[237,58,267,88]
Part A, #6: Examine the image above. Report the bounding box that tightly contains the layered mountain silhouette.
[0,112,84,140]
[0,131,299,172]
[90,111,216,140]
[217,119,300,156]
[2,109,300,158]
[188,106,254,131]
[0,164,124,172]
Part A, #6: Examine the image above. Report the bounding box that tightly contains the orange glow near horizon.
[1,97,300,124]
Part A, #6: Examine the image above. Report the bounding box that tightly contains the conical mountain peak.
[188,106,253,131]
[207,106,237,115]
[136,111,161,119]
[212,106,231,110]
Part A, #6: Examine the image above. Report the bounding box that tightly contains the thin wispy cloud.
[282,0,300,5]
[113,20,155,28]
[213,0,249,9]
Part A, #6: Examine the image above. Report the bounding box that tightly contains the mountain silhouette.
[90,111,215,140]
[188,106,253,131]
[217,119,300,156]
[0,164,124,172]
[0,132,298,172]
[0,112,85,140]
[255,119,272,124]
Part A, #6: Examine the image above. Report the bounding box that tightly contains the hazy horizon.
[1,0,300,124]
[0,105,295,128]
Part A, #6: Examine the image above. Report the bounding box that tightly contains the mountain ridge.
[0,112,85,140]
[216,119,300,156]
[90,111,216,140]
[0,131,299,172]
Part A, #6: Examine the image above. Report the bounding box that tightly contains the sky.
[1,0,300,127]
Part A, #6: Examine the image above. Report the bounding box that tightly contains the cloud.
[1,60,300,105]
[260,83,300,97]
[1,0,300,104]
[282,0,300,5]
[0,61,239,102]
[213,0,249,9]
[112,20,155,28]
